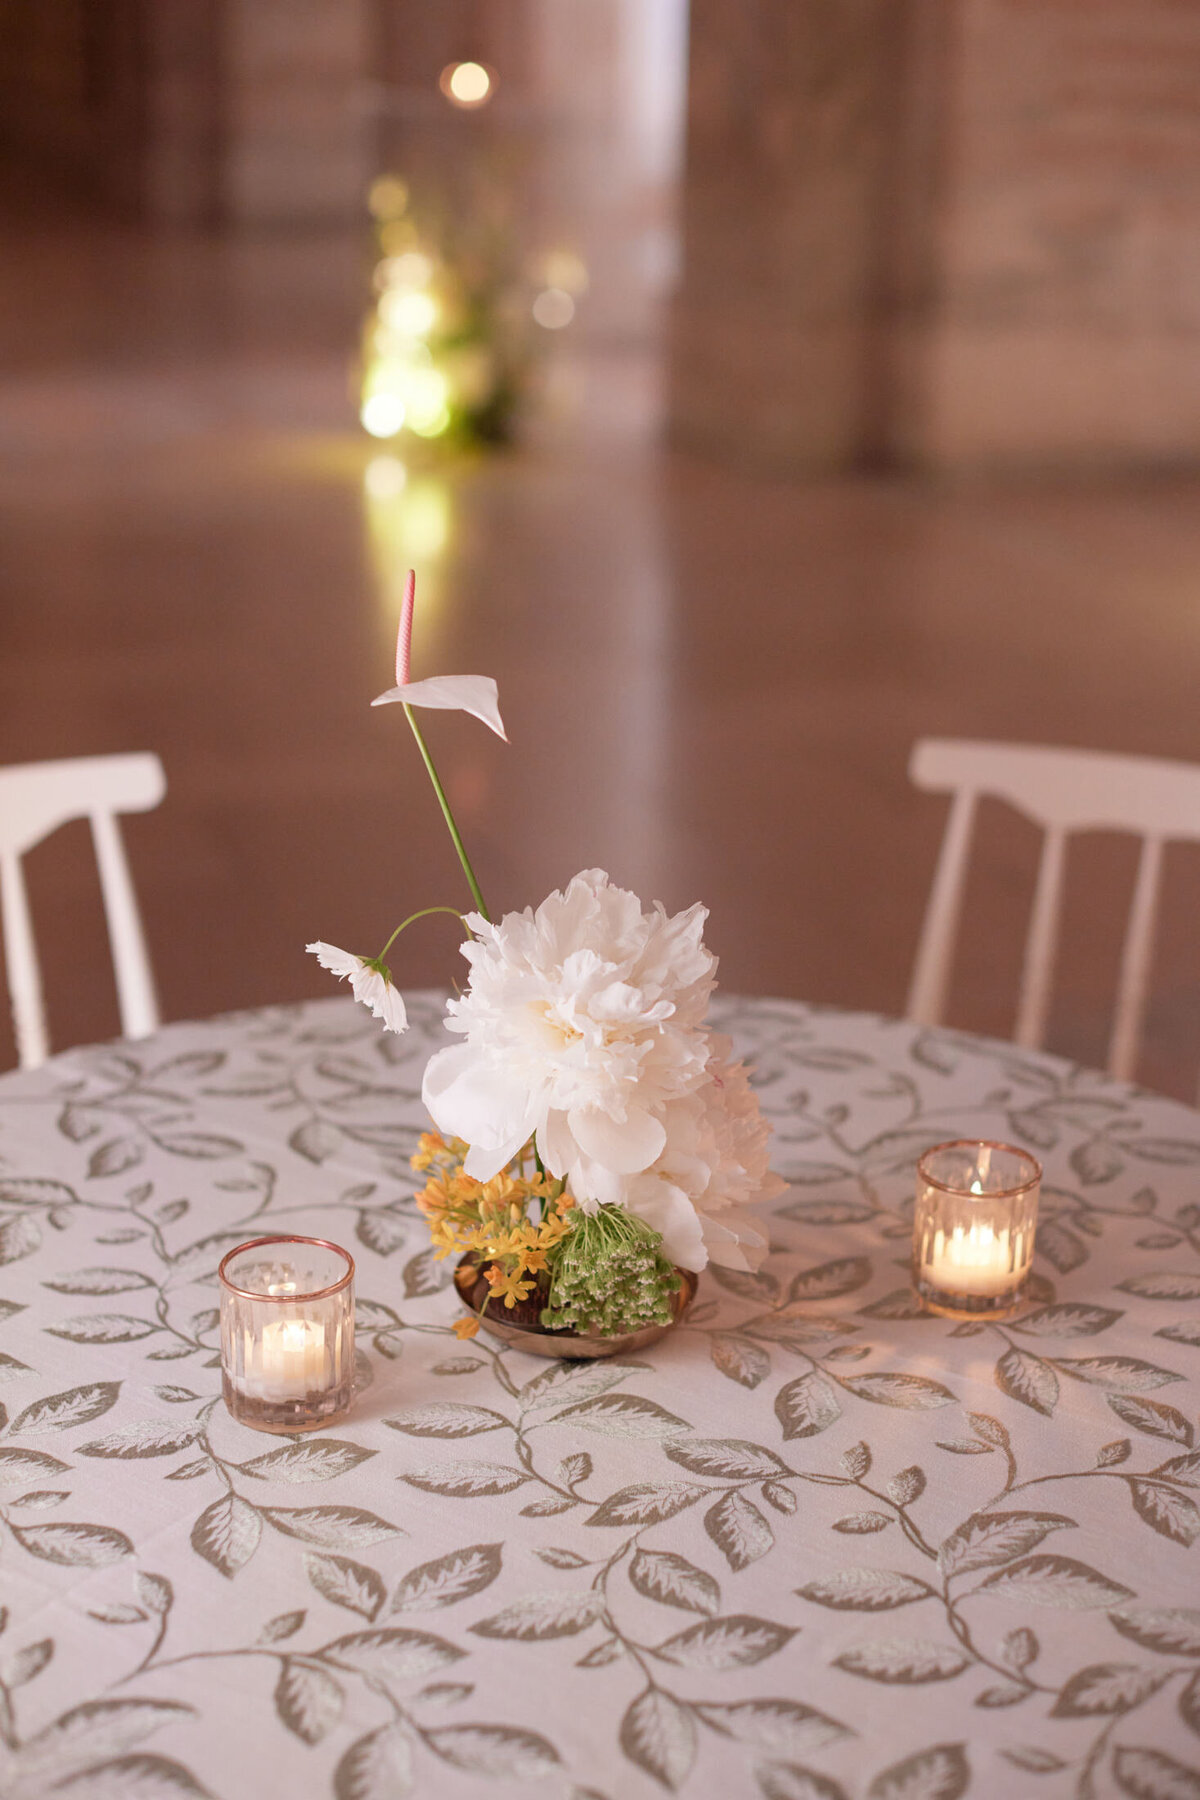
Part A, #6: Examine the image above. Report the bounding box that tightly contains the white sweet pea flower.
[370,569,506,740]
[306,941,407,1034]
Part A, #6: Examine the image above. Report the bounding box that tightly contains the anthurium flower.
[308,564,501,1021]
[371,569,506,740]
[305,941,407,1034]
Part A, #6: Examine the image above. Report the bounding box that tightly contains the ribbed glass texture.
[913,1141,1041,1319]
[219,1237,355,1433]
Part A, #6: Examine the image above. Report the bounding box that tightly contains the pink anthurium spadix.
[370,569,506,740]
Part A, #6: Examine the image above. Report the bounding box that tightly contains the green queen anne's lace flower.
[540,1205,680,1335]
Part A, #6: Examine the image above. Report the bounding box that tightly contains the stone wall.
[223,0,371,228]
[0,0,371,228]
[669,0,901,470]
[910,0,1200,468]
[671,0,1200,473]
[0,0,99,182]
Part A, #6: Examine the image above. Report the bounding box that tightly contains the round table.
[0,994,1198,1800]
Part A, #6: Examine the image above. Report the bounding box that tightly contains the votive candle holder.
[913,1140,1041,1319]
[219,1236,355,1433]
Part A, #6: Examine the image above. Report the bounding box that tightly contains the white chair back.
[907,739,1200,1083]
[0,754,166,1069]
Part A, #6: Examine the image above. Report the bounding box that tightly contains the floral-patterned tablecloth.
[1,994,1199,1800]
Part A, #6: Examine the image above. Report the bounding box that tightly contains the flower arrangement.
[309,573,783,1342]
[360,174,583,451]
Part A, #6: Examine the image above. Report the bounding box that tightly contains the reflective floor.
[5,186,1200,1097]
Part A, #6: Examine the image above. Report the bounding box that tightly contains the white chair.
[0,754,166,1070]
[907,739,1200,1083]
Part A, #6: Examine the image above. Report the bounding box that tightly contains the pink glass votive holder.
[219,1236,355,1433]
[913,1140,1041,1319]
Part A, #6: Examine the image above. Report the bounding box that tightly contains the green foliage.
[541,1207,680,1336]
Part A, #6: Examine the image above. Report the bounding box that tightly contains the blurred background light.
[367,175,409,221]
[409,405,452,440]
[403,368,449,427]
[378,219,418,256]
[532,288,575,330]
[363,457,407,500]
[380,290,438,337]
[439,61,495,109]
[361,393,407,438]
[380,253,434,292]
[398,480,451,560]
[363,468,452,634]
[540,250,589,297]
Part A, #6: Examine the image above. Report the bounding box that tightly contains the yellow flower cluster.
[411,1132,575,1337]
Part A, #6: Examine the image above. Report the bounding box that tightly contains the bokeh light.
[367,176,409,221]
[410,405,452,440]
[360,162,580,448]
[364,469,452,633]
[363,457,407,500]
[439,62,495,108]
[541,250,589,296]
[361,393,407,438]
[378,219,418,257]
[402,371,451,439]
[400,481,451,560]
[379,252,434,292]
[532,288,576,330]
[379,290,438,337]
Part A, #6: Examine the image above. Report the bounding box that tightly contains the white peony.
[423,869,714,1183]
[620,1038,784,1273]
[421,870,781,1269]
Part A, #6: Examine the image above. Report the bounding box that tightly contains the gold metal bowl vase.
[453,1257,698,1361]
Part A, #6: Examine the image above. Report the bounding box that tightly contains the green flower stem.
[403,703,490,921]
[377,905,469,961]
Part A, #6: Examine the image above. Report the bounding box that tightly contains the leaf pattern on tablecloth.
[0,994,1198,1796]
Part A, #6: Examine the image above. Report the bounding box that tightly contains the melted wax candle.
[923,1187,1016,1298]
[249,1315,326,1400]
[913,1143,1041,1317]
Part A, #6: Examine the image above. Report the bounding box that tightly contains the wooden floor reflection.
[4,203,1200,1097]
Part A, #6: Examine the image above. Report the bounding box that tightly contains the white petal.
[626,1181,708,1272]
[422,1044,536,1157]
[537,1108,575,1181]
[700,1211,767,1272]
[568,1104,666,1175]
[462,1131,533,1183]
[371,674,507,740]
[306,941,361,978]
[370,979,408,1034]
[308,945,407,1033]
[559,1150,628,1211]
[346,966,408,1034]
